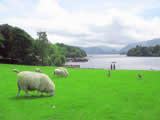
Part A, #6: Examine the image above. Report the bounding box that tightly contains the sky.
[0,0,160,48]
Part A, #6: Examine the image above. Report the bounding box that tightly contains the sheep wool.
[54,67,68,77]
[13,70,55,96]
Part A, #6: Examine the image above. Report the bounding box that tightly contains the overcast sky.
[1,0,160,48]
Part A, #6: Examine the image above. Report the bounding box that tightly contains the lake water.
[65,54,160,70]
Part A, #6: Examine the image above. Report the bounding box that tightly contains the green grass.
[0,64,160,120]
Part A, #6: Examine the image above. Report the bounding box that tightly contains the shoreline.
[66,67,160,71]
[0,63,160,71]
[63,64,160,71]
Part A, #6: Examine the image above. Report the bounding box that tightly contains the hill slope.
[80,46,119,54]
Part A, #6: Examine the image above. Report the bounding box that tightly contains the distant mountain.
[120,38,160,53]
[80,46,119,54]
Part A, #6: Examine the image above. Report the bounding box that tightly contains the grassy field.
[0,64,160,120]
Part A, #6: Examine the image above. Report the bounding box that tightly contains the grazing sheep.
[13,69,55,97]
[138,74,142,79]
[35,68,41,73]
[107,70,111,77]
[54,67,68,77]
[58,67,68,75]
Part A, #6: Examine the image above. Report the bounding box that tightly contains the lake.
[65,54,160,70]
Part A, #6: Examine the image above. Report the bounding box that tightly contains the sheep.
[107,70,111,77]
[35,68,41,73]
[53,67,68,77]
[12,69,55,97]
[58,67,68,75]
[12,69,19,73]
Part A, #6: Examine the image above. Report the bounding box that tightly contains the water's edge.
[65,54,160,70]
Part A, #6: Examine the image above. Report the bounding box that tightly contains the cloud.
[1,0,160,48]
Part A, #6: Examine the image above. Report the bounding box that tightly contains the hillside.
[80,46,119,54]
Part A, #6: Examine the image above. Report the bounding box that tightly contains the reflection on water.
[65,54,160,70]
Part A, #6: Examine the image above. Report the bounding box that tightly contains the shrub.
[51,54,66,66]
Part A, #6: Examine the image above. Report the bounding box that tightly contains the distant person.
[113,64,116,70]
[110,64,112,70]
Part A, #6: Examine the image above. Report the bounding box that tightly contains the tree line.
[127,45,160,56]
[0,24,87,66]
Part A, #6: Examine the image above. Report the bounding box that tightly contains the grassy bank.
[0,64,160,120]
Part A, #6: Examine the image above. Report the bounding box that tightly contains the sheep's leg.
[17,82,21,96]
[24,89,30,96]
[17,89,21,96]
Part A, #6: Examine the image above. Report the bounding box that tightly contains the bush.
[60,55,66,64]
[51,54,66,66]
[54,56,62,66]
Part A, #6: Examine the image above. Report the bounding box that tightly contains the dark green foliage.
[42,56,52,66]
[127,45,160,56]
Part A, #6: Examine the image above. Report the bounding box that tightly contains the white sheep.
[35,68,41,73]
[58,67,68,76]
[13,69,55,97]
[53,67,68,77]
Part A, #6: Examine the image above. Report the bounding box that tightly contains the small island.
[127,45,160,56]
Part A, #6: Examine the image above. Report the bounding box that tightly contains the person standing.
[111,64,112,70]
[113,64,116,70]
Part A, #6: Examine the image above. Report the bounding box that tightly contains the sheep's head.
[49,88,54,96]
[35,68,41,73]
[12,69,19,73]
[49,92,54,96]
[48,82,55,96]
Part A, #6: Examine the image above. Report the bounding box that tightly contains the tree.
[51,54,66,66]
[8,27,33,63]
[54,57,62,66]
[0,33,5,49]
[37,32,49,65]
